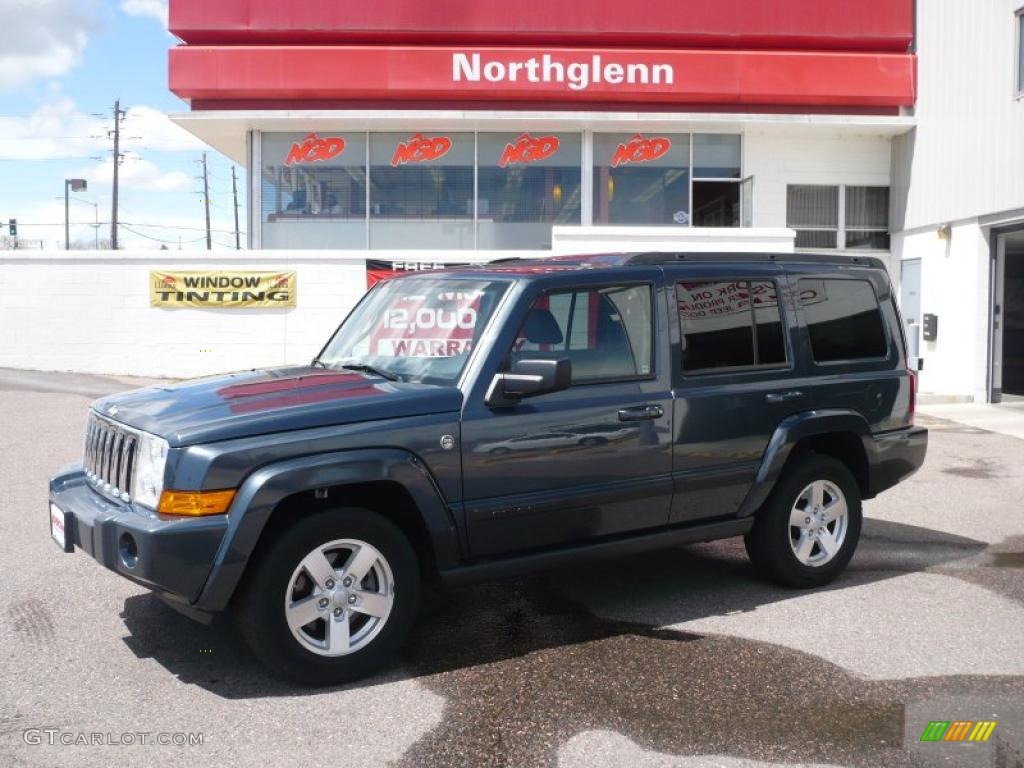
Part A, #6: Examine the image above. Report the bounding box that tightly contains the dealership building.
[167,0,1024,403]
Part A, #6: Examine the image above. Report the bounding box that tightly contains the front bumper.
[48,465,228,611]
[866,426,929,498]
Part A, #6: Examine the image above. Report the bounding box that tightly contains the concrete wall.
[892,222,992,400]
[0,251,498,379]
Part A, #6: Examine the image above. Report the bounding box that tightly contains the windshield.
[318,276,510,385]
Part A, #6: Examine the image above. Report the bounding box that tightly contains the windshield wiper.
[339,363,400,381]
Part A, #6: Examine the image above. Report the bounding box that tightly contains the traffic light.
[8,219,15,237]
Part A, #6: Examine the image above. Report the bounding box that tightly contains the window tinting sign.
[284,133,346,166]
[498,134,561,168]
[611,134,672,167]
[390,134,453,167]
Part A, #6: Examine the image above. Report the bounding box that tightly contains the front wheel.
[235,507,420,685]
[744,453,862,588]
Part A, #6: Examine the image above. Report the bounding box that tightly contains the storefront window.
[593,133,690,226]
[692,134,742,227]
[261,132,367,249]
[693,134,741,179]
[258,130,751,250]
[477,132,582,250]
[369,132,475,250]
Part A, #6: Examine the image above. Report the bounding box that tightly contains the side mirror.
[485,358,571,407]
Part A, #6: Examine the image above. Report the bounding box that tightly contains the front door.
[460,274,674,558]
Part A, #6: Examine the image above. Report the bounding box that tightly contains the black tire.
[235,507,420,685]
[744,453,862,589]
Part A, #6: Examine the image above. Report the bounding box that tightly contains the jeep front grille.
[83,413,137,502]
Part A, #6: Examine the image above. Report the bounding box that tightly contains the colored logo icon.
[920,721,997,742]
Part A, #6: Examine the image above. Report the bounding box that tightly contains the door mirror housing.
[485,358,571,407]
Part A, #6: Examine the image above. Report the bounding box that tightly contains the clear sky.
[0,0,246,250]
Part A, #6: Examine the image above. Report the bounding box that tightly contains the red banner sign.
[611,134,672,167]
[498,133,560,168]
[173,47,916,109]
[284,133,346,166]
[390,134,453,167]
[366,259,471,289]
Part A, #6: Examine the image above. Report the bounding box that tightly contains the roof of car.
[410,251,888,279]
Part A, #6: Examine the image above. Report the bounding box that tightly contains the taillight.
[908,369,917,425]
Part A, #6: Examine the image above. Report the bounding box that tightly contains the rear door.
[665,265,810,523]
[459,270,674,558]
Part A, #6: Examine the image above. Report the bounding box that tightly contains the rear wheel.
[744,453,862,588]
[235,507,420,685]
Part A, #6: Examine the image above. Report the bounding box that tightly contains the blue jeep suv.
[49,252,927,683]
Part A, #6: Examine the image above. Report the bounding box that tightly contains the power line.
[12,220,245,235]
[119,224,207,245]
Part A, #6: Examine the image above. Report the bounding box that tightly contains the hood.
[93,366,463,446]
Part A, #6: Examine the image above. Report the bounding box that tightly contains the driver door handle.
[618,405,664,421]
[765,391,806,404]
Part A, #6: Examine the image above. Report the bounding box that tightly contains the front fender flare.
[193,448,458,612]
[737,409,872,517]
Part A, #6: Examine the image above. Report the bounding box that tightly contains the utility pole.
[202,152,212,251]
[231,166,241,250]
[110,99,126,250]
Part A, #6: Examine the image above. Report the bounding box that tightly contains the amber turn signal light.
[157,489,236,517]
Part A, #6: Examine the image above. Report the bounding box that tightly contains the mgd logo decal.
[285,133,346,166]
[391,134,453,167]
[611,134,672,167]
[499,134,560,168]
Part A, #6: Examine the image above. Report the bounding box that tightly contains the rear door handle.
[765,391,806,404]
[618,405,664,421]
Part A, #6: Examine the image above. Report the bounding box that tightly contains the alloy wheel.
[788,480,849,567]
[284,538,396,656]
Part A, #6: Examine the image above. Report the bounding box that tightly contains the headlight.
[131,431,169,511]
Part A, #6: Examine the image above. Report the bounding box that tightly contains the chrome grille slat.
[83,413,139,502]
[118,434,133,492]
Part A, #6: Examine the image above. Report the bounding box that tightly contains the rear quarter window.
[798,278,888,363]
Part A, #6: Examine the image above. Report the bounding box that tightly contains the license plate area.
[50,504,74,553]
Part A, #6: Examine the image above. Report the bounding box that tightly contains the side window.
[511,284,653,382]
[798,278,888,362]
[677,280,787,373]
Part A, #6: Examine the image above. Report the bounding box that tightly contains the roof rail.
[486,257,528,265]
[621,252,877,267]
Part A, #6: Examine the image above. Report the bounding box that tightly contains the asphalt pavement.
[1,368,1022,768]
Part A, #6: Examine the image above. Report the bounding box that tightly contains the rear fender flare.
[737,410,871,517]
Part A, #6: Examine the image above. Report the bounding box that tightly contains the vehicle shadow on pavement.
[119,518,1024,765]
[120,517,990,697]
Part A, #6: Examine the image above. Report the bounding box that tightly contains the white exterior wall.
[889,0,1024,401]
[893,223,992,400]
[895,0,1024,231]
[745,128,897,273]
[0,252,491,379]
